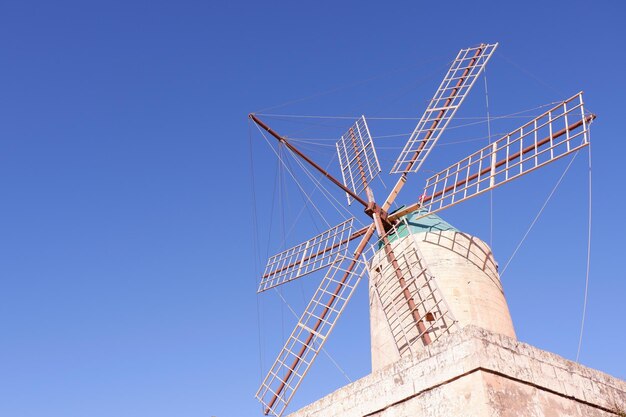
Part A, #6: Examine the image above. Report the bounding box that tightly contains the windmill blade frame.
[336,116,381,205]
[259,218,355,293]
[391,43,498,175]
[256,225,375,417]
[401,92,593,219]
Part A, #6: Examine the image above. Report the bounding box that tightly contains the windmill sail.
[391,43,498,174]
[258,218,355,293]
[366,218,456,358]
[416,92,592,217]
[256,251,370,417]
[250,42,596,417]
[336,116,381,205]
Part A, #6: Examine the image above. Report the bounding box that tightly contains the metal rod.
[250,114,369,208]
[263,224,377,415]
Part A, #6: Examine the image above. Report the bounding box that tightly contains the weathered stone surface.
[287,327,626,417]
[370,230,516,372]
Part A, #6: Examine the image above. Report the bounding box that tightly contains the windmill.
[249,43,594,417]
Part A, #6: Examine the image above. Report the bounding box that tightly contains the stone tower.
[287,213,626,417]
[369,211,516,371]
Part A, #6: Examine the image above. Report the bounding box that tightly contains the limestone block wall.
[287,327,626,417]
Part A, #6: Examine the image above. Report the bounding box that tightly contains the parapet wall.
[288,326,626,417]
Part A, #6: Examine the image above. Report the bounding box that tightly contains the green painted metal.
[377,209,458,250]
[402,209,458,234]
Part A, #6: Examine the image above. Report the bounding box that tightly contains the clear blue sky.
[1,1,625,416]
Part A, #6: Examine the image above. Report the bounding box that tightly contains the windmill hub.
[363,201,392,230]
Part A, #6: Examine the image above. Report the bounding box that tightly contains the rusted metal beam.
[250,113,369,208]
